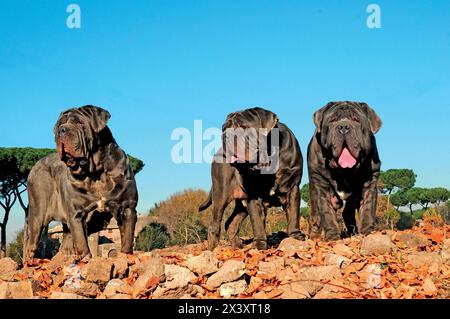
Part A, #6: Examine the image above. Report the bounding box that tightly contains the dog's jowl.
[23,105,138,261]
[307,101,382,241]
[200,107,305,250]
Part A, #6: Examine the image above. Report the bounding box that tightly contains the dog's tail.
[199,191,213,212]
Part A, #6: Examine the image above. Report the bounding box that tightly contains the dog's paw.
[253,239,268,250]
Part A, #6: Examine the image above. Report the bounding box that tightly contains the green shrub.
[7,229,60,264]
[396,213,416,230]
[135,222,170,251]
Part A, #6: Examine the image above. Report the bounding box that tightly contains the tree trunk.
[0,222,7,258]
[409,204,414,215]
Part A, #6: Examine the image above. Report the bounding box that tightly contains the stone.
[219,280,248,298]
[45,252,78,273]
[0,258,18,276]
[258,257,285,276]
[296,265,342,296]
[185,251,220,276]
[313,279,346,299]
[323,254,351,268]
[62,282,100,298]
[81,257,113,284]
[205,260,246,289]
[50,292,88,299]
[422,277,437,296]
[131,256,165,280]
[0,281,34,299]
[290,282,311,298]
[132,272,161,299]
[108,293,132,300]
[360,234,396,256]
[280,290,308,299]
[104,279,132,297]
[278,238,314,253]
[396,233,430,248]
[407,252,442,268]
[112,254,129,279]
[442,238,450,263]
[163,264,197,290]
[332,243,354,258]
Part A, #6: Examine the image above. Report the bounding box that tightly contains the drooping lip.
[337,147,358,169]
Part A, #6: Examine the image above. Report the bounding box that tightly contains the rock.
[278,238,314,253]
[360,234,396,256]
[132,272,162,299]
[313,279,346,299]
[50,292,88,299]
[82,257,113,284]
[112,254,129,279]
[131,256,165,280]
[0,281,34,299]
[185,251,220,276]
[108,293,132,300]
[422,277,437,296]
[396,233,430,248]
[0,258,18,276]
[62,282,100,298]
[45,253,78,273]
[297,265,342,296]
[407,252,442,268]
[442,239,450,263]
[258,257,285,276]
[323,254,351,268]
[332,243,354,258]
[163,264,197,290]
[290,282,311,298]
[205,260,246,289]
[219,280,248,298]
[280,290,309,299]
[104,279,132,297]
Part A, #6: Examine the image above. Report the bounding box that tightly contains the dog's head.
[54,105,111,174]
[313,101,382,170]
[222,107,278,164]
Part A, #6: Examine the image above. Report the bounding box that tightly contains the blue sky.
[1,1,449,241]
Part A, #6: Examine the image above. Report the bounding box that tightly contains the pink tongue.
[338,148,357,168]
[230,155,239,163]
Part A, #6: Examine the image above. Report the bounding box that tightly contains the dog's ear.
[358,102,382,134]
[313,102,336,133]
[252,107,279,136]
[78,105,111,133]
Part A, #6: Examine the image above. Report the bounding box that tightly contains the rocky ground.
[0,224,449,299]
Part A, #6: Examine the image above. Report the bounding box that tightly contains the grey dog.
[23,105,138,261]
[307,101,382,241]
[200,107,305,250]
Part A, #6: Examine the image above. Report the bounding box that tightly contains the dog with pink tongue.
[307,101,382,241]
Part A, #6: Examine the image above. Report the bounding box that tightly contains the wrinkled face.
[316,102,381,170]
[222,108,278,164]
[54,105,110,171]
[55,113,88,169]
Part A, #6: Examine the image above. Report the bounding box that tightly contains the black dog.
[307,101,382,241]
[23,105,138,261]
[200,107,304,250]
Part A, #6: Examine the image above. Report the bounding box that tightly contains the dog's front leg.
[118,207,137,254]
[247,199,267,250]
[67,210,91,261]
[309,174,340,241]
[284,185,305,240]
[357,174,379,235]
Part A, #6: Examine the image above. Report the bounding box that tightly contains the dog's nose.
[58,127,68,136]
[338,124,350,135]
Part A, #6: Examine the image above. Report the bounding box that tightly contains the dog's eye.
[352,117,360,123]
